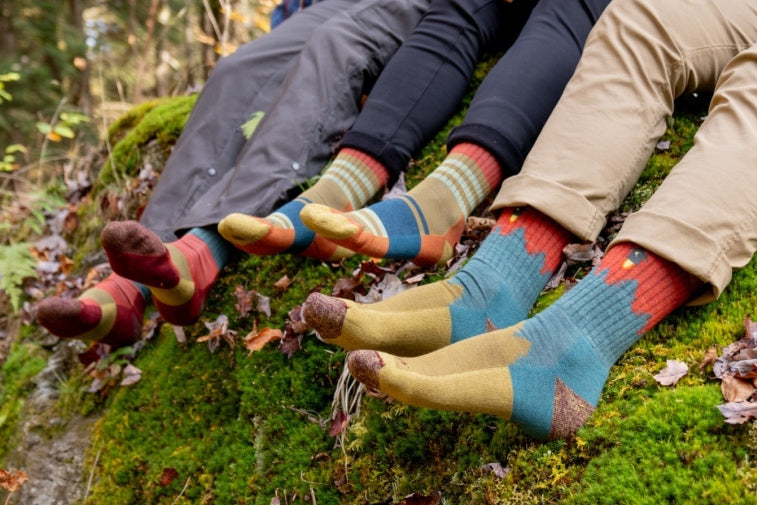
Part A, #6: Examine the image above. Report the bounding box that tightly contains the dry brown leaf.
[717,401,757,424]
[243,327,283,355]
[653,359,688,386]
[158,467,179,487]
[279,332,302,358]
[273,275,292,291]
[285,305,307,335]
[396,491,442,505]
[699,346,719,371]
[328,410,350,437]
[256,292,272,318]
[198,315,237,352]
[721,373,756,402]
[234,285,256,317]
[0,468,28,493]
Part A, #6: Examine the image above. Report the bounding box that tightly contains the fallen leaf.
[286,304,308,335]
[653,359,688,386]
[396,491,442,505]
[699,346,719,371]
[717,401,757,424]
[354,273,409,303]
[119,363,143,386]
[198,315,237,352]
[331,276,365,299]
[0,468,28,493]
[481,462,510,479]
[273,275,292,291]
[234,285,256,317]
[279,332,302,358]
[243,326,283,355]
[158,467,179,487]
[328,410,350,437]
[256,292,272,318]
[721,374,756,402]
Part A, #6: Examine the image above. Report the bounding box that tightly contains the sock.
[304,207,571,356]
[217,148,389,260]
[347,242,696,439]
[36,273,150,348]
[101,222,234,326]
[300,143,501,266]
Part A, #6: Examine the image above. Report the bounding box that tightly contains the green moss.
[96,95,197,190]
[0,341,48,460]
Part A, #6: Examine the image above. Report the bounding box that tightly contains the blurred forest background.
[0,0,275,225]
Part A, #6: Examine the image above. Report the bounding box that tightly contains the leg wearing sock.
[218,148,389,260]
[347,242,697,439]
[102,222,234,326]
[304,206,571,356]
[37,273,149,348]
[300,143,501,266]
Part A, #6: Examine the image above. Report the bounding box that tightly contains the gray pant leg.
[175,0,430,234]
[140,0,361,241]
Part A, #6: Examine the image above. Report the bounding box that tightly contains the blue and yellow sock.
[347,242,697,439]
[304,207,571,356]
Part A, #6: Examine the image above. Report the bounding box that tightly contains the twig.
[37,96,68,185]
[85,447,102,499]
[171,476,191,505]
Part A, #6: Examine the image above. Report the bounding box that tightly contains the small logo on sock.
[622,248,648,270]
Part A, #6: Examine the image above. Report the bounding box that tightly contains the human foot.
[346,243,696,439]
[37,274,147,348]
[303,207,571,355]
[301,143,502,266]
[101,222,223,325]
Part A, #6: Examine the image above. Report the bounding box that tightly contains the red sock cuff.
[338,147,391,187]
[496,207,573,274]
[449,142,502,190]
[599,242,696,332]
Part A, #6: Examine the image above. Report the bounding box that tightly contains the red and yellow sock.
[101,222,233,326]
[37,273,148,348]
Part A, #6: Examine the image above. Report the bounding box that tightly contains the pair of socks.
[37,223,234,347]
[304,207,697,439]
[219,143,502,266]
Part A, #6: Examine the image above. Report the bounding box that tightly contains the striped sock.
[37,273,150,348]
[101,222,235,325]
[218,148,389,260]
[347,242,696,439]
[300,143,501,266]
[304,206,571,356]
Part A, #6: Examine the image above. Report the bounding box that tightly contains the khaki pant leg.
[490,0,757,241]
[614,43,757,303]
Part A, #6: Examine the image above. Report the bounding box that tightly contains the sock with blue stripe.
[101,222,235,326]
[300,143,501,266]
[218,148,389,260]
[347,242,696,439]
[304,207,571,356]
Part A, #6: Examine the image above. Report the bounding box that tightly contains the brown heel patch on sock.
[549,378,594,440]
[304,293,347,340]
[347,350,383,391]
